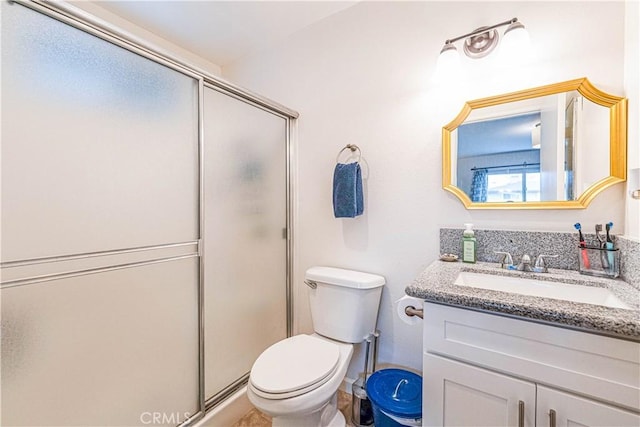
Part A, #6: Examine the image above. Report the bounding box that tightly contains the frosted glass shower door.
[203,86,288,400]
[1,2,200,425]
[1,259,199,427]
[1,1,199,262]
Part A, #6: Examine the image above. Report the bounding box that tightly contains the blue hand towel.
[333,162,364,218]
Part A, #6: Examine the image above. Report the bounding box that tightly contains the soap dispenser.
[462,223,477,263]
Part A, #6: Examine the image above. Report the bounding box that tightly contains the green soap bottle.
[462,223,477,263]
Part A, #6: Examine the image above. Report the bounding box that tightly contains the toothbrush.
[595,224,609,269]
[605,222,615,270]
[574,223,590,269]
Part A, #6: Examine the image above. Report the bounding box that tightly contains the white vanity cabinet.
[424,353,536,426]
[535,386,640,427]
[422,303,640,427]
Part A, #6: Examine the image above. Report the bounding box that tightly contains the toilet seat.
[250,335,340,399]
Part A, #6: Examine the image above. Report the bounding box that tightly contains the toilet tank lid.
[305,267,385,289]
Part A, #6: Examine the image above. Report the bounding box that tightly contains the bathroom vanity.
[406,261,640,427]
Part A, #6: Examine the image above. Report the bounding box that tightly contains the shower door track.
[1,241,199,268]
[0,255,199,289]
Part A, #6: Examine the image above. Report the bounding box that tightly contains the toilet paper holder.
[405,305,423,319]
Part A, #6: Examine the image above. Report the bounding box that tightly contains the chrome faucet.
[516,254,534,272]
[533,254,559,273]
[494,251,514,269]
[495,251,557,273]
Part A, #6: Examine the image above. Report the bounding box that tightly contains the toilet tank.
[305,266,385,343]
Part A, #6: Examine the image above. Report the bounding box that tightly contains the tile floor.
[232,391,352,426]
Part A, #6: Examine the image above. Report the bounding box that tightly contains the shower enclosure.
[0,1,295,425]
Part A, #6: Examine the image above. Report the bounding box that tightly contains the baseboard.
[192,386,251,427]
[340,376,356,394]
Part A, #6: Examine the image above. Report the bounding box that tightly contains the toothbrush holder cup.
[577,246,620,278]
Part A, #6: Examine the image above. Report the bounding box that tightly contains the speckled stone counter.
[406,260,640,341]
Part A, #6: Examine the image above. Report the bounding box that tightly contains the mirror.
[443,78,627,209]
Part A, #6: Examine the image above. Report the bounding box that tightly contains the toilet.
[247,266,385,427]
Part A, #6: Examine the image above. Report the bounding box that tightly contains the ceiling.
[458,112,541,158]
[93,1,358,67]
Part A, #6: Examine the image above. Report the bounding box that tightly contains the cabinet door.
[423,353,535,427]
[536,386,640,427]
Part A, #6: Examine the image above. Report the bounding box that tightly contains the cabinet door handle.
[518,400,524,427]
[549,409,556,427]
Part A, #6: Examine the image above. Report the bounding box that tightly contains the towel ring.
[337,144,362,163]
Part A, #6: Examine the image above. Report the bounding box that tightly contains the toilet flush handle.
[304,280,317,289]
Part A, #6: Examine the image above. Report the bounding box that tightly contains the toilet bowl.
[247,267,385,427]
[247,334,353,427]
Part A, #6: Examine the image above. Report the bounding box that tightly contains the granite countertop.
[406,260,640,341]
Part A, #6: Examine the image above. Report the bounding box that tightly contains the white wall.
[578,97,611,194]
[224,1,632,377]
[59,0,637,382]
[625,0,640,240]
[539,95,562,200]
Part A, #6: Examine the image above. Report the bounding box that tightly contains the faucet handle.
[494,251,514,269]
[534,254,558,273]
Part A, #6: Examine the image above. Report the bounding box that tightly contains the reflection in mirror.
[443,78,627,209]
[452,91,609,203]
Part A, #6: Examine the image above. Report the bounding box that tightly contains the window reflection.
[486,169,541,202]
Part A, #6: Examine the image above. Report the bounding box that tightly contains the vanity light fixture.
[438,17,529,61]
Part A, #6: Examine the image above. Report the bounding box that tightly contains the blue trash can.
[365,369,422,427]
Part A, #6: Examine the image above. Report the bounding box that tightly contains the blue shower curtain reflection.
[470,168,488,202]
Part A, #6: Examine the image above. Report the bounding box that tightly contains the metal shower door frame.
[4,1,297,425]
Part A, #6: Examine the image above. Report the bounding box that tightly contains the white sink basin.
[455,271,629,310]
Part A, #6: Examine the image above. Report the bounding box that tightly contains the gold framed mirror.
[442,78,627,209]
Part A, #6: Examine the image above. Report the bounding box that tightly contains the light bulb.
[501,21,531,62]
[433,43,461,84]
